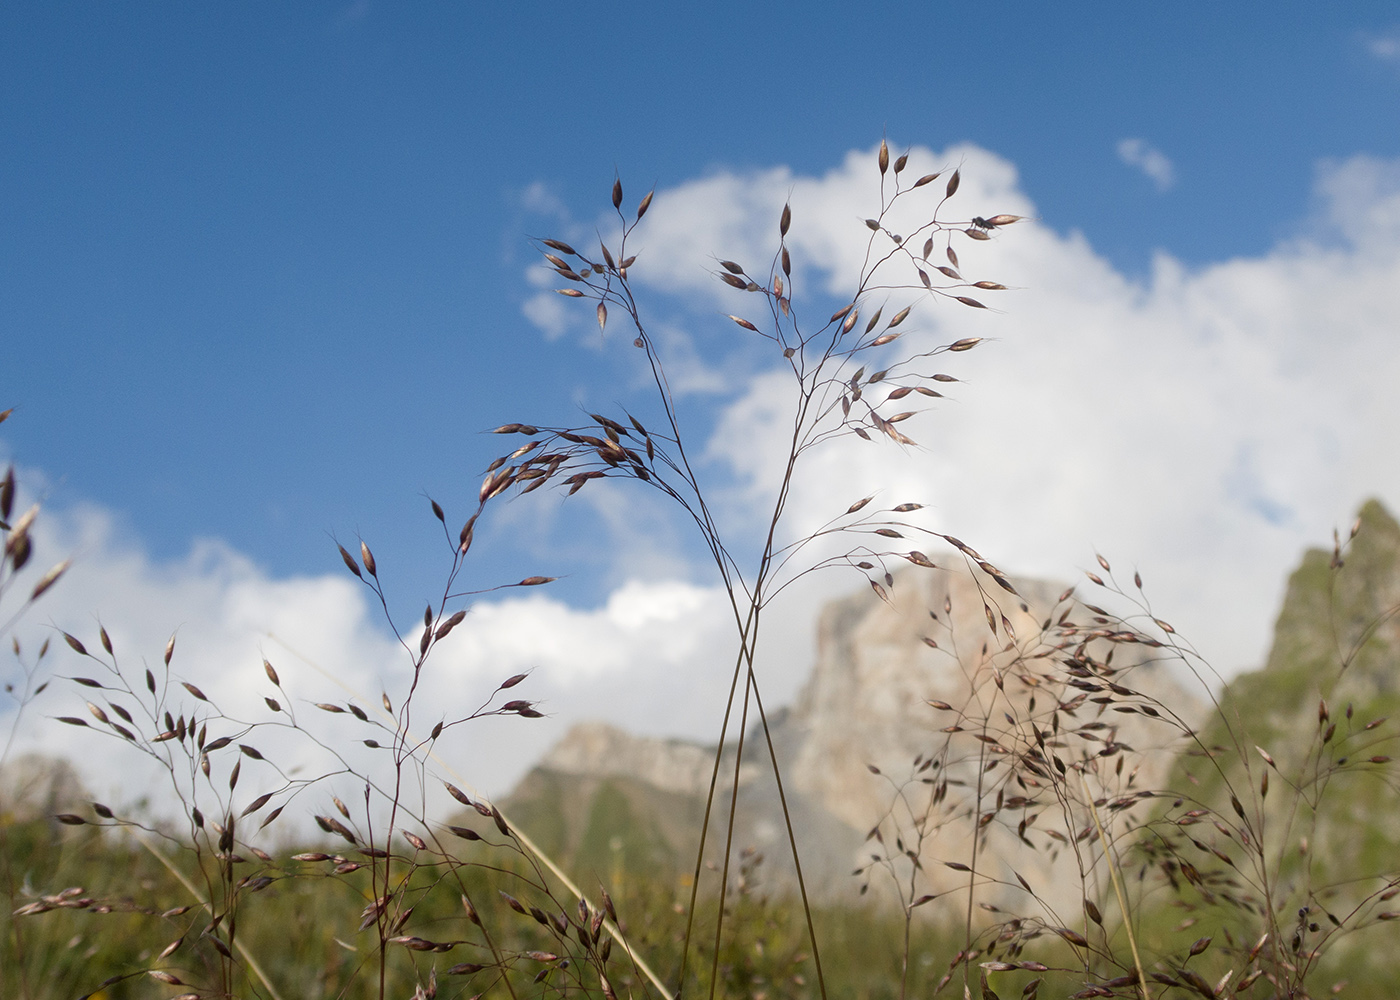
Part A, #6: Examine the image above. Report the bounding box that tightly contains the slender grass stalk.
[133,829,286,1000]
[1081,774,1148,1000]
[267,631,672,998]
[509,143,1018,1000]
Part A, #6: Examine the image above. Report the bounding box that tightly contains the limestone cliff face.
[506,558,1204,907]
[781,567,1072,832]
[772,562,1202,911]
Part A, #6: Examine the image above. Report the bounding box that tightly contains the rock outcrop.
[504,555,1206,909]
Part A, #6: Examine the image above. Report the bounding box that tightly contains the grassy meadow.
[3,147,1398,999]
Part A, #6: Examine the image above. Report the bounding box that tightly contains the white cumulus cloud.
[7,140,1400,836]
[613,141,1400,679]
[0,494,813,826]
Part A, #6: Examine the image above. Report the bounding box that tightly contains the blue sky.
[5,4,1400,797]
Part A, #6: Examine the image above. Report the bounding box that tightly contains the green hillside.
[1140,499,1400,994]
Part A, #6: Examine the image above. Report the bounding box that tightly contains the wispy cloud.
[1117,138,1176,191]
[333,0,371,29]
[1364,27,1400,61]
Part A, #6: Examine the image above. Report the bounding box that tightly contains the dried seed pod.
[611,178,622,209]
[435,610,467,640]
[945,171,960,198]
[878,139,889,174]
[31,560,68,600]
[360,541,376,577]
[491,805,510,837]
[780,203,791,236]
[339,545,362,578]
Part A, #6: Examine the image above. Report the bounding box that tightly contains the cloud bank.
[2,498,808,820]
[609,142,1400,679]
[7,141,1400,831]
